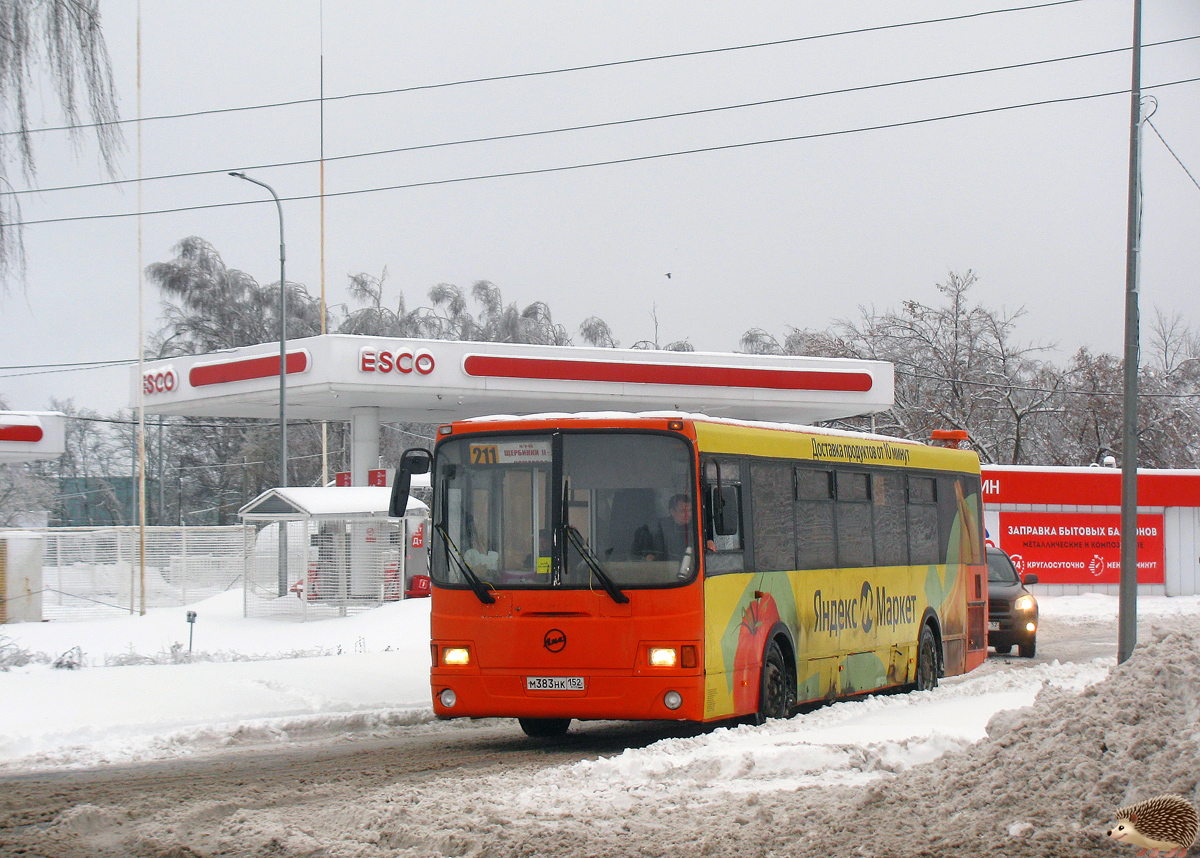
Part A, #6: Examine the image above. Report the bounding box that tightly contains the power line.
[1147,118,1200,193]
[0,0,1090,140]
[0,365,135,379]
[10,35,1195,200]
[0,358,138,380]
[0,358,136,369]
[4,75,1198,231]
[896,367,1200,399]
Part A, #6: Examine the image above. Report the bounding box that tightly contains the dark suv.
[986,546,1039,658]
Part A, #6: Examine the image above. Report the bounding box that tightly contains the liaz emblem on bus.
[470,441,552,465]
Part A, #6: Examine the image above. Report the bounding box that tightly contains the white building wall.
[1164,507,1200,597]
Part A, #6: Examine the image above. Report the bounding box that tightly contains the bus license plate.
[987,621,1000,631]
[526,676,585,691]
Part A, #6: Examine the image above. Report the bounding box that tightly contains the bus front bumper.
[430,670,707,722]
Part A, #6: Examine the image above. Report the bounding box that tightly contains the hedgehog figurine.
[1107,795,1198,857]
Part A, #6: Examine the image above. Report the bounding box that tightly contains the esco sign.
[359,347,435,375]
[143,367,177,395]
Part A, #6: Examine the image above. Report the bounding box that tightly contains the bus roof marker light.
[439,425,453,435]
[667,419,685,431]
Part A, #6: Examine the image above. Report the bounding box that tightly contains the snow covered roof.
[238,486,427,520]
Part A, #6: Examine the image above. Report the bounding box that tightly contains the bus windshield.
[432,431,696,590]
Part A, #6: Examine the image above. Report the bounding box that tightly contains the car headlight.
[1015,595,1036,613]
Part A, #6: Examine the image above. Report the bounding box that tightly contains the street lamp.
[231,171,289,598]
[229,172,287,489]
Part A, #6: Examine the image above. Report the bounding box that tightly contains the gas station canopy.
[0,411,66,464]
[133,335,892,423]
[133,335,894,485]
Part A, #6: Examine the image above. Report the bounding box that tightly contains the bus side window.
[795,467,835,570]
[749,461,795,572]
[907,475,939,565]
[835,470,873,568]
[872,472,908,567]
[703,459,744,574]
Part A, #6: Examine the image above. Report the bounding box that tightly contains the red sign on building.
[997,512,1165,584]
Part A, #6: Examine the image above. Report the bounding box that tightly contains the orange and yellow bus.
[390,413,988,737]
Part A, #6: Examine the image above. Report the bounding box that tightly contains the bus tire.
[518,717,571,738]
[756,639,795,723]
[915,625,939,692]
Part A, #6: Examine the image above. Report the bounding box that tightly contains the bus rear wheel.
[518,717,571,738]
[915,625,939,692]
[756,640,795,723]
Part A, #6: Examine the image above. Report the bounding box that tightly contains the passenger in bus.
[633,494,693,561]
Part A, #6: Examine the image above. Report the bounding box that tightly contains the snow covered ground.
[1,590,1194,786]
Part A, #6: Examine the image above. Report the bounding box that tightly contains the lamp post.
[229,172,288,488]
[231,172,289,597]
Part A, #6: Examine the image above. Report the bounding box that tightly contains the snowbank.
[0,591,435,771]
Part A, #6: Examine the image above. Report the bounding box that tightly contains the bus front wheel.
[915,625,939,692]
[756,640,795,723]
[518,717,571,738]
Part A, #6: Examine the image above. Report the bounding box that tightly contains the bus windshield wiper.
[564,525,629,604]
[434,522,496,605]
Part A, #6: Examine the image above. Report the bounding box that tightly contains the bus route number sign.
[470,441,552,465]
[470,445,499,464]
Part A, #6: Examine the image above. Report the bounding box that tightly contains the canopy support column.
[350,407,381,486]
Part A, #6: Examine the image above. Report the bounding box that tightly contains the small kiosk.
[1,411,66,622]
[240,486,429,620]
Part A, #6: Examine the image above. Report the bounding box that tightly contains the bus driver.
[633,494,693,562]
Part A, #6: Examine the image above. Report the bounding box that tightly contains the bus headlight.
[649,647,677,667]
[1015,596,1036,612]
[442,647,471,666]
[439,689,457,708]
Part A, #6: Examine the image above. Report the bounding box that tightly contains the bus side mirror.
[712,485,740,536]
[389,448,432,518]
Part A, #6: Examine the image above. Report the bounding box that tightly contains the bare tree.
[0,0,122,283]
[742,271,1057,463]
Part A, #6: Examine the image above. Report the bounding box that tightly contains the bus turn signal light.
[681,645,697,669]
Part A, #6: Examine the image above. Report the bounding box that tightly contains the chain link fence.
[22,526,248,621]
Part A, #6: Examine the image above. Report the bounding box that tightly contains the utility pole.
[1118,0,1143,664]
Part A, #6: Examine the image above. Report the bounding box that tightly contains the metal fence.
[244,516,428,621]
[29,526,249,621]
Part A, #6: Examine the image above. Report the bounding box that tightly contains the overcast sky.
[1,0,1198,415]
